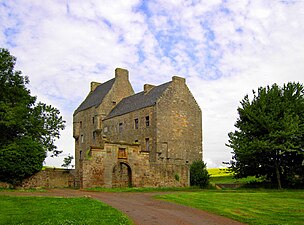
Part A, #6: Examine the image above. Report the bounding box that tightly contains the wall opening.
[112,162,132,188]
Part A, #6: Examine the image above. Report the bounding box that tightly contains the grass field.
[157,190,304,225]
[208,168,262,185]
[0,196,133,225]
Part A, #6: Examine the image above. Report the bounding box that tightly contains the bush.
[190,161,210,188]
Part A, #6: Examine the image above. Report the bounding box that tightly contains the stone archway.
[112,162,132,188]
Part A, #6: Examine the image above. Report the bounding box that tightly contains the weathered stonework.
[73,68,202,188]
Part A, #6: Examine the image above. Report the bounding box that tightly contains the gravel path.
[1,189,244,225]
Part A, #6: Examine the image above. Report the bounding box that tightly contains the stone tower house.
[73,68,202,188]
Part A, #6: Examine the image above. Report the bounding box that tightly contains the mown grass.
[156,189,304,225]
[0,196,133,225]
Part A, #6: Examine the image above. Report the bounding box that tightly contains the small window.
[135,140,138,143]
[119,123,123,133]
[93,131,96,140]
[134,118,139,129]
[145,138,149,151]
[92,117,95,124]
[80,150,82,160]
[81,135,84,143]
[145,116,150,127]
[118,148,127,159]
[80,121,82,129]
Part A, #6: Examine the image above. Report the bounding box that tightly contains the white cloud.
[1,0,304,168]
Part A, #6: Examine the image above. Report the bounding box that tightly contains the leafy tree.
[227,82,304,189]
[190,160,210,188]
[0,48,65,186]
[62,154,74,169]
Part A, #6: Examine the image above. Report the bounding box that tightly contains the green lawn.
[156,190,304,225]
[0,196,133,225]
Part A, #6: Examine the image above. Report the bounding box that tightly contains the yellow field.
[207,168,233,177]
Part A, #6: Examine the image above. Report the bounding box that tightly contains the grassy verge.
[156,189,304,225]
[86,186,201,192]
[0,196,133,225]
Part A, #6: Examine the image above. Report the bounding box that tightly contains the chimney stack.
[115,68,129,81]
[172,76,186,84]
[91,81,101,92]
[144,84,155,94]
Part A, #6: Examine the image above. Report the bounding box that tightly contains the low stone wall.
[21,168,75,188]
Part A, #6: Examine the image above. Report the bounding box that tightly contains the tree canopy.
[227,82,304,188]
[190,160,210,188]
[0,48,65,186]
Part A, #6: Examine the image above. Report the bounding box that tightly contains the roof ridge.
[74,78,115,114]
[105,81,172,119]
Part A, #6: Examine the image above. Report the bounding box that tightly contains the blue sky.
[1,0,304,168]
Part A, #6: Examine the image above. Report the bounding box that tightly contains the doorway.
[112,162,132,188]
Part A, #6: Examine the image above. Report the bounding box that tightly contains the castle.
[73,68,202,188]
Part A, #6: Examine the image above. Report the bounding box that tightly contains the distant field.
[157,190,304,225]
[0,196,132,225]
[208,168,261,185]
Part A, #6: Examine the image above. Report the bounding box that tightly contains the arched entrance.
[112,162,132,188]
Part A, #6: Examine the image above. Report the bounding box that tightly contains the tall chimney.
[115,68,129,81]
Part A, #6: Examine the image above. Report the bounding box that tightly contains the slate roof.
[74,78,115,115]
[105,81,171,119]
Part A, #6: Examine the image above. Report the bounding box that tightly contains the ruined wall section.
[155,76,202,165]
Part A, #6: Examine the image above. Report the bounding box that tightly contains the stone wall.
[21,168,74,188]
[80,142,190,188]
[156,76,202,164]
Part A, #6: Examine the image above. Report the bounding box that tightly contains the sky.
[1,0,304,168]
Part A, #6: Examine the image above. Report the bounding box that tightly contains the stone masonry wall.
[81,142,190,188]
[20,168,74,188]
[155,76,202,165]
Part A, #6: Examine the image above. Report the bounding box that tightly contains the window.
[92,117,95,124]
[80,150,82,160]
[134,140,138,143]
[81,135,84,143]
[118,148,127,159]
[145,138,150,151]
[145,116,150,127]
[104,126,108,133]
[134,118,139,129]
[80,121,82,129]
[119,123,123,133]
[93,131,96,140]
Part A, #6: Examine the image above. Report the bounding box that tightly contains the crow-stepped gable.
[73,68,202,188]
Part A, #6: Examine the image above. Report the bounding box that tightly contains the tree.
[190,160,210,188]
[227,82,304,189]
[62,154,74,169]
[0,48,65,186]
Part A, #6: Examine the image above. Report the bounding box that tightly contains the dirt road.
[1,189,243,225]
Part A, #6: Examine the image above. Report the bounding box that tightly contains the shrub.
[190,161,210,188]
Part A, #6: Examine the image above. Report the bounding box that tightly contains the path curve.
[1,189,243,225]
